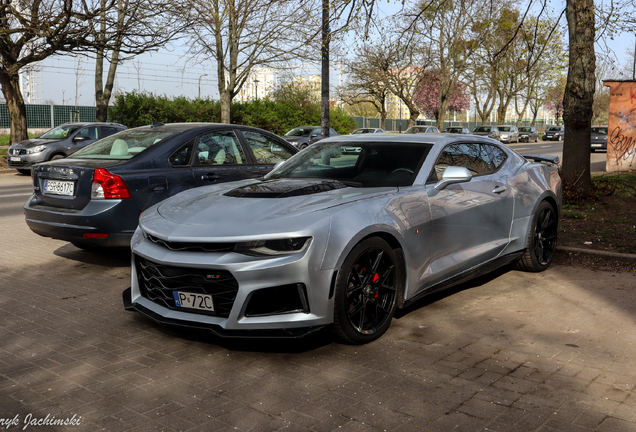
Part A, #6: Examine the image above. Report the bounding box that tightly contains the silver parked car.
[124,134,561,344]
[497,125,519,143]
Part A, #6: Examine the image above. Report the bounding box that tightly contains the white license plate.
[9,156,21,162]
[591,144,602,147]
[521,135,528,138]
[173,291,214,312]
[44,180,74,196]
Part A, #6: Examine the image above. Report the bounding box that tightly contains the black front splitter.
[122,288,329,339]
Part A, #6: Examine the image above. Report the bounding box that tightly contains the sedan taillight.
[91,168,131,199]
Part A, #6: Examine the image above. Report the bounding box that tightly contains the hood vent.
[224,179,347,198]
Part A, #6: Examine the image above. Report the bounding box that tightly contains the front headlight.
[235,237,312,256]
[26,145,46,154]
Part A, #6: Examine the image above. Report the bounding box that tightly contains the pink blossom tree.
[543,77,566,125]
[413,71,470,127]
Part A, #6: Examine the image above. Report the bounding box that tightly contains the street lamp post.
[198,74,208,99]
[254,79,260,101]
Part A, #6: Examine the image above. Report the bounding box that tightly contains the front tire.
[514,201,558,272]
[17,169,31,175]
[333,237,402,344]
[50,154,65,161]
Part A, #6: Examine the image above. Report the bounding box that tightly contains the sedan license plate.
[44,180,74,196]
[9,156,21,162]
[173,291,214,312]
[591,144,602,147]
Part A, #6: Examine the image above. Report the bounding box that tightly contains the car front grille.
[10,149,26,156]
[135,255,239,318]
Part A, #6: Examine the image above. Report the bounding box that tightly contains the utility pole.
[254,78,259,101]
[321,0,329,139]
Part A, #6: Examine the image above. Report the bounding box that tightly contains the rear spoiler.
[521,154,559,165]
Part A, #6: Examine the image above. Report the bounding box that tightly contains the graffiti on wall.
[604,81,636,172]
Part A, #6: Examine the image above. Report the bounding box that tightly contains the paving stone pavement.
[1,173,636,432]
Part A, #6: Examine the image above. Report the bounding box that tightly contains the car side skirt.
[400,251,524,308]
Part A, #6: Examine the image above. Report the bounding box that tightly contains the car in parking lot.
[284,126,339,149]
[24,123,298,249]
[590,126,608,152]
[404,126,440,134]
[7,122,127,174]
[472,126,500,140]
[124,134,562,344]
[351,128,385,134]
[444,127,471,134]
[543,126,565,141]
[518,127,539,143]
[497,125,519,143]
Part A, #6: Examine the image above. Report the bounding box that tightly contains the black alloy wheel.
[333,237,402,344]
[515,201,558,272]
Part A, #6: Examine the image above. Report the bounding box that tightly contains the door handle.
[201,174,219,181]
[493,185,507,194]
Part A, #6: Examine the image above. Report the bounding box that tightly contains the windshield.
[548,126,562,131]
[266,141,433,187]
[473,127,491,133]
[70,129,179,160]
[446,128,462,133]
[519,127,531,132]
[499,127,512,132]
[39,125,81,139]
[284,127,316,137]
[592,127,608,134]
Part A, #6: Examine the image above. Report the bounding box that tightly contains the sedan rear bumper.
[24,195,140,247]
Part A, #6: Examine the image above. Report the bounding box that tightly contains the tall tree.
[410,0,497,129]
[90,0,188,121]
[0,0,106,144]
[339,45,390,130]
[184,0,316,124]
[562,0,596,191]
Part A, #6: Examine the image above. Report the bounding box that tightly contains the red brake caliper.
[373,273,379,298]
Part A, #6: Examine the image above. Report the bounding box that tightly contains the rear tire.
[514,201,558,272]
[333,237,402,344]
[17,169,31,175]
[299,144,308,150]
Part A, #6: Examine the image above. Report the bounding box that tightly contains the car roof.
[59,122,126,127]
[319,132,502,147]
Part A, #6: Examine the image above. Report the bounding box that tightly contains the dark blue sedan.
[24,123,298,248]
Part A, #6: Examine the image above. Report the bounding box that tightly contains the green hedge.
[108,92,357,136]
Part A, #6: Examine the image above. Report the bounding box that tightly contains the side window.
[429,143,499,182]
[329,128,338,136]
[101,126,119,138]
[243,131,295,164]
[169,140,194,166]
[76,126,98,140]
[196,130,245,165]
[481,144,507,169]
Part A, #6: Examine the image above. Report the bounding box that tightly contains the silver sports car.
[124,134,561,344]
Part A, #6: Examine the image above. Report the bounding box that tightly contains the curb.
[557,246,636,263]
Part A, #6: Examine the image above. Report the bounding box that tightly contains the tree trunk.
[320,0,330,138]
[0,71,28,144]
[220,90,231,124]
[562,0,595,191]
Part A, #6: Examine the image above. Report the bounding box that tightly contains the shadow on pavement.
[53,242,131,267]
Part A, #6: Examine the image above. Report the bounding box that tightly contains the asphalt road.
[508,140,607,172]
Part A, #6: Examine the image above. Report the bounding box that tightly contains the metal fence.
[0,104,97,129]
[353,116,554,132]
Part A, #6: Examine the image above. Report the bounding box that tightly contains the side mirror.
[434,166,473,190]
[73,136,88,142]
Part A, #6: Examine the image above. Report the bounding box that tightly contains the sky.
[21,3,636,108]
